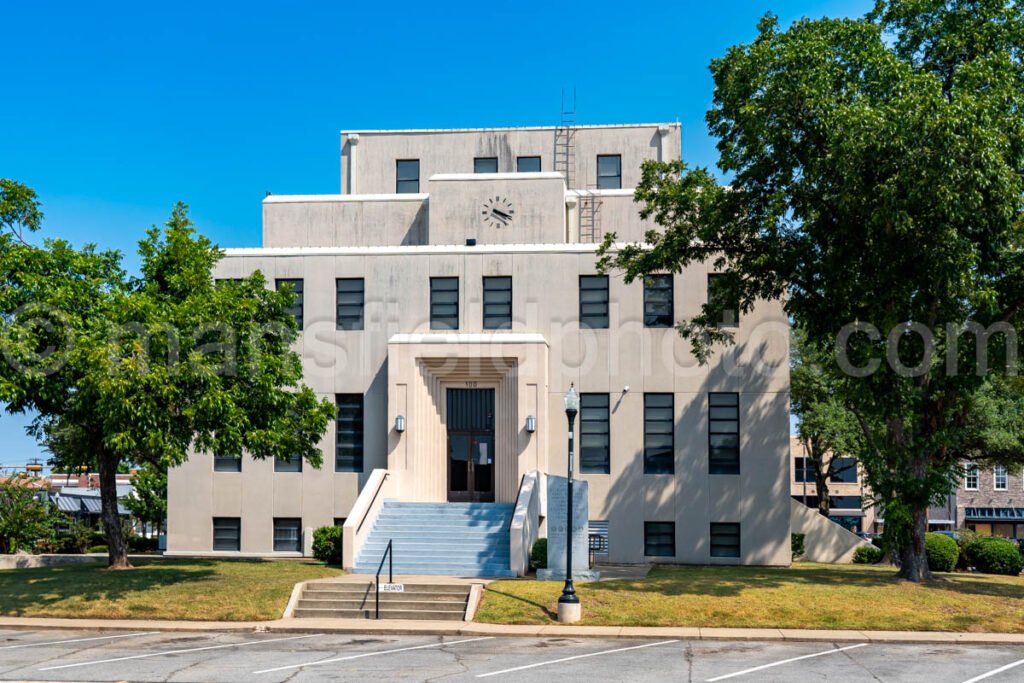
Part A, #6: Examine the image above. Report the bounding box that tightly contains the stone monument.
[537,475,600,581]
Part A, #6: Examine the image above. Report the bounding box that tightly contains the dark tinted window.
[794,456,818,482]
[708,274,739,326]
[275,278,303,330]
[709,393,740,474]
[274,455,302,473]
[430,277,459,330]
[213,454,241,472]
[396,159,420,193]
[830,458,858,483]
[644,393,674,474]
[483,276,512,330]
[474,157,498,173]
[597,154,621,189]
[336,278,365,330]
[516,156,541,172]
[336,394,364,472]
[579,275,609,329]
[644,522,675,557]
[213,517,240,551]
[273,518,301,552]
[829,496,862,509]
[710,522,741,558]
[580,394,610,474]
[644,274,673,328]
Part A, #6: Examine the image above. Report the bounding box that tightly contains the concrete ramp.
[791,498,873,563]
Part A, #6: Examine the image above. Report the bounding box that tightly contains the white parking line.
[38,633,322,671]
[252,636,495,674]
[475,640,680,678]
[705,643,868,681]
[0,631,160,650]
[961,658,1024,683]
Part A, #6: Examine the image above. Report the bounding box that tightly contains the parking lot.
[0,629,1022,682]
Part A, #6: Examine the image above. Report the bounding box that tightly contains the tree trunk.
[98,452,131,569]
[896,504,931,581]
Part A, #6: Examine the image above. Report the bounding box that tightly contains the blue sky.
[1,0,871,463]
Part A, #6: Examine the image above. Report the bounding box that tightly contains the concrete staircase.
[353,501,516,577]
[293,581,470,620]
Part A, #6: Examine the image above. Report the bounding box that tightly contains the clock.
[481,196,515,229]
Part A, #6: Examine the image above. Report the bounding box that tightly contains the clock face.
[481,196,515,229]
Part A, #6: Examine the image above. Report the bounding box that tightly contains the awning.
[964,507,1024,522]
[55,495,129,515]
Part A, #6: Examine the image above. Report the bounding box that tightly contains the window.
[396,159,420,194]
[579,275,609,329]
[794,457,818,483]
[597,154,621,189]
[644,521,675,557]
[275,278,303,330]
[964,464,979,490]
[336,278,364,330]
[709,393,740,474]
[213,454,241,472]
[213,517,240,551]
[644,393,674,474]
[589,520,609,557]
[274,455,302,473]
[710,522,741,558]
[829,495,862,509]
[643,274,673,328]
[430,277,459,330]
[830,458,858,483]
[474,157,498,174]
[273,518,301,552]
[795,494,821,509]
[580,394,610,474]
[516,156,541,172]
[335,394,364,472]
[483,276,512,330]
[830,516,862,534]
[995,465,1008,491]
[708,274,739,326]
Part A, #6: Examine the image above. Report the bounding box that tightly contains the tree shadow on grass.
[482,587,557,620]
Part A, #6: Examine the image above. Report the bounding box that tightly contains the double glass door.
[447,388,495,503]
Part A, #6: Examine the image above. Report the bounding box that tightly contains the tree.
[0,477,55,553]
[599,1,1024,580]
[0,193,336,568]
[124,464,167,537]
[0,179,43,244]
[791,329,864,518]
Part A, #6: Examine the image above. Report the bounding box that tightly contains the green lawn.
[476,563,1024,632]
[0,558,343,621]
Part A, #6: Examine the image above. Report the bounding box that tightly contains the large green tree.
[0,188,335,568]
[599,1,1024,580]
[124,464,167,538]
[0,477,55,553]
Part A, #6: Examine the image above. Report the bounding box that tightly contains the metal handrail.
[356,472,389,536]
[374,539,393,619]
[508,473,527,532]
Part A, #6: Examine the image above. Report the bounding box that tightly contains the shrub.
[954,529,978,570]
[853,545,883,564]
[312,526,343,565]
[531,538,548,570]
[89,530,106,547]
[128,536,159,552]
[87,544,108,554]
[966,537,1024,576]
[925,533,958,572]
[791,533,805,560]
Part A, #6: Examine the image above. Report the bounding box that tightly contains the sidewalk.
[2,615,1023,645]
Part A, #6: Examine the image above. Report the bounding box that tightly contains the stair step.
[304,585,470,596]
[298,598,466,609]
[293,607,467,621]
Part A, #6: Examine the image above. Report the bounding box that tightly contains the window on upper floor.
[516,156,541,172]
[336,278,365,331]
[964,463,979,490]
[579,275,609,329]
[643,274,673,328]
[830,458,858,483]
[597,154,622,189]
[708,274,740,326]
[482,276,512,330]
[995,465,1008,491]
[275,278,303,331]
[710,522,741,558]
[474,157,498,174]
[644,393,674,474]
[430,277,459,330]
[580,393,610,474]
[335,394,364,472]
[794,456,818,483]
[213,454,241,472]
[709,392,740,475]
[396,159,420,193]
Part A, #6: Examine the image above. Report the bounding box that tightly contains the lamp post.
[558,383,581,623]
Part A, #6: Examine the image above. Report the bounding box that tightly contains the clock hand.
[491,209,512,221]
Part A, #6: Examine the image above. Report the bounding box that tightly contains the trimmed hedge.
[965,537,1024,576]
[87,544,108,554]
[853,545,883,564]
[312,526,343,566]
[925,533,958,572]
[531,538,548,570]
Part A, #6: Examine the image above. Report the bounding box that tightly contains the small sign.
[379,583,404,593]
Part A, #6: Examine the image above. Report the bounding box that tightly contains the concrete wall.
[791,499,872,563]
[789,437,877,534]
[263,195,427,248]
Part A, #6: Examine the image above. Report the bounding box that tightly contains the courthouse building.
[167,122,792,574]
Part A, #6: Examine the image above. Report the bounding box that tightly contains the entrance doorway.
[447,388,495,503]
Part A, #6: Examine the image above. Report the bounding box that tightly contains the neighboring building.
[790,437,877,535]
[48,474,135,529]
[957,463,1024,539]
[167,122,792,572]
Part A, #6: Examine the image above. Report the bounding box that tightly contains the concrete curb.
[2,616,1024,645]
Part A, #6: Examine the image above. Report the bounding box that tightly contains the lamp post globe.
[558,383,581,622]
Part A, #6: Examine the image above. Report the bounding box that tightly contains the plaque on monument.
[536,475,600,581]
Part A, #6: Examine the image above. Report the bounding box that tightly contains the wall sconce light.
[526,415,536,434]
[395,415,406,433]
